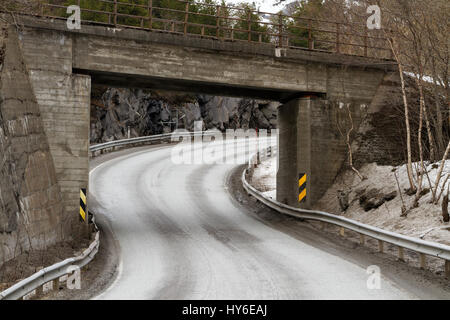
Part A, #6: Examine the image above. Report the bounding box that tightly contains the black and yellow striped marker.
[298,173,307,203]
[80,188,87,221]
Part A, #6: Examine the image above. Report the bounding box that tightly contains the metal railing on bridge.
[13,0,392,59]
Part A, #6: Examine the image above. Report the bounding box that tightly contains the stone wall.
[0,24,63,266]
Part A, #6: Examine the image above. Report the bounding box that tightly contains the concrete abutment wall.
[18,27,91,242]
[0,24,65,266]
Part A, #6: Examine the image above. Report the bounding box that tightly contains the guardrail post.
[419,253,426,269]
[398,246,404,261]
[36,285,43,296]
[339,227,345,237]
[360,234,365,245]
[148,0,152,30]
[445,260,450,278]
[53,278,59,291]
[321,221,325,230]
[184,1,189,35]
[378,240,384,253]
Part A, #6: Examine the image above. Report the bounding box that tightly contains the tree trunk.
[414,98,424,207]
[443,192,449,223]
[388,38,415,192]
[434,141,450,203]
[417,79,436,162]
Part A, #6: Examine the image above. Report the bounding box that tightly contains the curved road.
[89,138,437,299]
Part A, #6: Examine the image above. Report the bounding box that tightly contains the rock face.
[357,188,397,212]
[90,87,279,144]
[0,24,64,267]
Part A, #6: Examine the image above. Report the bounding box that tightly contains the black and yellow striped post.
[80,188,87,222]
[298,173,307,203]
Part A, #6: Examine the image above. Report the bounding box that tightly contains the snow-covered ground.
[249,159,450,245]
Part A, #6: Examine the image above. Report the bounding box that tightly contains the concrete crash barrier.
[244,148,450,279]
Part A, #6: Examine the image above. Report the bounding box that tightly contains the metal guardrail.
[243,148,450,277]
[89,131,213,153]
[0,232,99,300]
[10,0,392,59]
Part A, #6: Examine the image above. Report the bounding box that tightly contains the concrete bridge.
[2,13,396,243]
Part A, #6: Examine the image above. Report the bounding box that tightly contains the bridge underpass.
[10,13,397,239]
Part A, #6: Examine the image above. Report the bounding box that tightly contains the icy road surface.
[89,138,432,300]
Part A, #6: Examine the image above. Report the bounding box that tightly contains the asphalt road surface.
[89,138,445,300]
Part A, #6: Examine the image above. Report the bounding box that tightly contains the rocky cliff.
[90,86,279,143]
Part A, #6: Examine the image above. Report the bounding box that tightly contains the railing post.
[364,27,368,57]
[336,23,340,53]
[148,0,152,30]
[216,5,221,39]
[339,227,345,237]
[184,1,189,35]
[223,6,229,40]
[389,37,394,60]
[278,13,283,47]
[247,10,251,42]
[113,0,117,26]
[308,19,313,50]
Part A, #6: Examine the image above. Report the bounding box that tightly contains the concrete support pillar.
[276,97,311,208]
[277,96,346,209]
